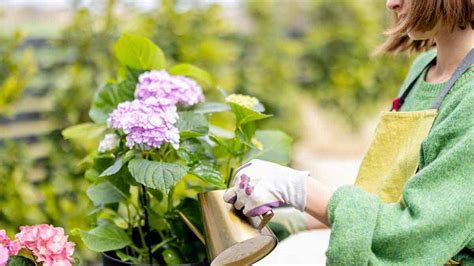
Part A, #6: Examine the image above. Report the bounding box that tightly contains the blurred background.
[0,0,413,262]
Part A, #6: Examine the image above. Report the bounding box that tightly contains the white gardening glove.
[223,159,309,217]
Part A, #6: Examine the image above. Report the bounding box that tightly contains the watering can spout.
[194,190,278,266]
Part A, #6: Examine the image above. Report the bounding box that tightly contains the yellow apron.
[354,49,473,264]
[355,49,473,202]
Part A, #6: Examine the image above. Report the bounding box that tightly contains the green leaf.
[168,63,214,87]
[147,207,168,232]
[209,135,243,156]
[176,138,212,163]
[178,198,204,227]
[115,250,139,263]
[236,122,256,143]
[246,130,293,165]
[108,168,134,193]
[190,164,225,188]
[193,102,230,114]
[124,67,144,81]
[79,224,132,252]
[113,33,166,70]
[148,189,164,201]
[162,248,184,265]
[99,151,135,177]
[86,181,127,205]
[176,111,209,139]
[62,123,106,142]
[228,102,271,126]
[209,111,236,137]
[89,81,135,123]
[7,256,35,266]
[99,156,123,177]
[128,159,189,194]
[122,150,137,163]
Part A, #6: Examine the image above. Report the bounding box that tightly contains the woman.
[224,0,474,264]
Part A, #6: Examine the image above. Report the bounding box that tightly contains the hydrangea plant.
[63,33,292,264]
[0,225,75,266]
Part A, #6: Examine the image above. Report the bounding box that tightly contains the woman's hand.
[223,159,309,217]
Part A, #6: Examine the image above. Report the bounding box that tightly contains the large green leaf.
[100,150,136,177]
[236,122,256,144]
[168,64,214,87]
[176,138,211,163]
[228,102,271,126]
[89,81,135,123]
[208,111,236,137]
[209,135,243,156]
[79,224,132,252]
[246,130,293,165]
[113,33,166,70]
[190,164,225,188]
[128,159,189,194]
[99,156,124,177]
[86,181,128,205]
[176,111,209,139]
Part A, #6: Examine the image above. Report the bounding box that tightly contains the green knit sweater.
[326,50,474,265]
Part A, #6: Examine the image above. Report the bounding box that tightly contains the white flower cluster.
[98,134,119,152]
[225,94,259,109]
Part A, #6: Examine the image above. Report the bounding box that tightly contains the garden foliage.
[63,33,292,263]
[0,0,412,263]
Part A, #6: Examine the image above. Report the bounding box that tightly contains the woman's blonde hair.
[378,0,474,54]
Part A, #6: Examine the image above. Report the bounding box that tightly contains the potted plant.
[63,33,292,265]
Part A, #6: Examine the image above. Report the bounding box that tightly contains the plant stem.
[167,186,175,212]
[151,237,176,253]
[224,157,231,186]
[227,167,234,188]
[126,204,133,256]
[163,144,174,159]
[141,185,152,264]
[225,157,236,188]
[126,204,132,230]
[135,219,148,262]
[129,244,143,254]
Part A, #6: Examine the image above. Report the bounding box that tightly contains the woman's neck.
[427,27,474,83]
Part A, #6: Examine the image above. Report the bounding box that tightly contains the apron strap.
[431,49,474,109]
[391,56,436,111]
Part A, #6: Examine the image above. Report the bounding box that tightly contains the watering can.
[179,190,278,265]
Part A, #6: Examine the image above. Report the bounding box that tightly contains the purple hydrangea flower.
[107,97,180,149]
[135,70,204,106]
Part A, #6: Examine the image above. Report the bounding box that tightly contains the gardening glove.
[223,159,309,217]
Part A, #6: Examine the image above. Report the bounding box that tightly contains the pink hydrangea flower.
[107,97,180,149]
[135,70,204,106]
[15,225,75,266]
[0,230,20,266]
[0,245,9,266]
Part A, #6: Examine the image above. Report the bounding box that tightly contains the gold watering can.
[179,190,278,265]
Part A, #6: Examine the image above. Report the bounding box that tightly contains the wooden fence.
[0,38,58,180]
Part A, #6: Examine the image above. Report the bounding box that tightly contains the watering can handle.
[257,210,274,230]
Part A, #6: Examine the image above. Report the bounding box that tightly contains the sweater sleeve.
[326,82,474,265]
